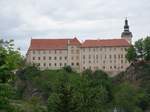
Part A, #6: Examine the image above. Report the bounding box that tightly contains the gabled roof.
[81,39,130,47]
[29,37,81,50]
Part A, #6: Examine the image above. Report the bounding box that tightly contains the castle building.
[26,19,132,76]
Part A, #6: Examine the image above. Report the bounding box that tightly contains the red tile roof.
[81,39,130,47]
[29,37,81,50]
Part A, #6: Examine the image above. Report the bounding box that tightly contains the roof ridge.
[31,38,73,40]
[85,38,125,41]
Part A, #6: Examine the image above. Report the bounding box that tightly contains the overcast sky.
[0,0,150,55]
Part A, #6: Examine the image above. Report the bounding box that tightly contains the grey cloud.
[0,0,150,55]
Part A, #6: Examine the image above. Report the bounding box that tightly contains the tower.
[121,18,133,44]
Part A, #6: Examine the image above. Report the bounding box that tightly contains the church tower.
[121,18,133,44]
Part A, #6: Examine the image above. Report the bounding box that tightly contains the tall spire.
[121,18,133,44]
[124,18,130,32]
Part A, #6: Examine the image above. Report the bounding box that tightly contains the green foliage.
[113,83,143,112]
[75,70,112,112]
[63,66,72,73]
[0,83,15,112]
[48,74,78,112]
[0,39,23,83]
[143,37,150,60]
[126,36,150,62]
[1,38,150,112]
[82,69,93,77]
[0,39,24,112]
[126,46,137,62]
[135,39,144,59]
[16,65,40,81]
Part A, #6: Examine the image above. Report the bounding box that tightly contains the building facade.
[26,19,132,75]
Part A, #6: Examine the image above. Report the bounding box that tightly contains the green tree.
[0,39,23,83]
[48,74,78,112]
[63,66,72,73]
[143,36,150,61]
[126,37,150,62]
[126,46,137,62]
[76,70,112,112]
[0,83,14,112]
[113,83,143,112]
[135,39,144,60]
[0,39,23,112]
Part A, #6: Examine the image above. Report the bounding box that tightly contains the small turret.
[121,18,133,44]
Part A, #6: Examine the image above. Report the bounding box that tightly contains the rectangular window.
[43,63,46,66]
[38,57,40,60]
[49,57,51,60]
[83,55,85,59]
[71,62,74,66]
[54,57,57,60]
[89,55,91,59]
[121,54,123,58]
[55,63,57,66]
[96,55,98,59]
[121,66,123,69]
[76,50,79,53]
[49,63,51,66]
[43,56,46,60]
[121,60,123,63]
[65,57,67,60]
[59,57,62,60]
[71,57,74,60]
[103,66,105,69]
[33,57,35,60]
[76,62,79,66]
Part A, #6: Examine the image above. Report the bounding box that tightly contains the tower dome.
[121,18,132,44]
